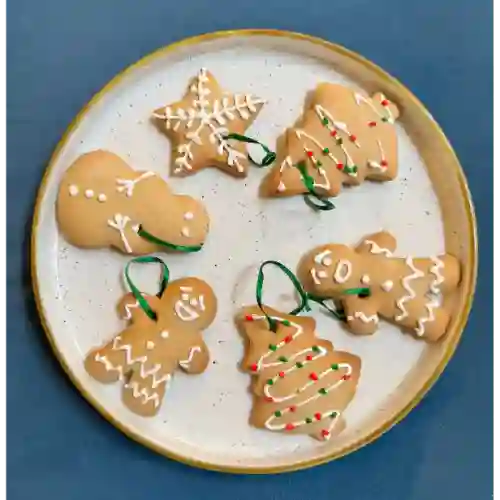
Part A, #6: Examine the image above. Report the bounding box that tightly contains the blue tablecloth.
[7,1,492,498]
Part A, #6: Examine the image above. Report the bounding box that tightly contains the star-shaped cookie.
[152,68,266,177]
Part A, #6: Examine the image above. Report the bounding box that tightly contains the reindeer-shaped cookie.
[299,231,461,342]
[237,305,361,441]
[57,150,210,254]
[262,84,400,198]
[85,278,217,417]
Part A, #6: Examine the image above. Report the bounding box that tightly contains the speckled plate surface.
[31,30,477,473]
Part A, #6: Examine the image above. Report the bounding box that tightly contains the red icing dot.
[342,375,351,381]
[314,412,322,420]
[381,99,389,106]
[245,314,254,321]
[307,151,314,157]
[265,396,274,403]
[330,130,337,137]
[381,160,388,167]
[310,372,318,381]
[368,121,377,127]
[250,363,258,372]
[284,335,293,344]
[306,355,313,361]
[279,371,285,378]
[336,163,344,170]
[350,135,357,142]
[289,405,297,412]
[285,423,295,431]
[321,429,330,438]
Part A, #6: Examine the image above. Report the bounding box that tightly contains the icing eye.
[317,270,328,279]
[322,257,332,266]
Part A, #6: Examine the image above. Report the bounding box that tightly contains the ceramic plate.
[32,30,477,473]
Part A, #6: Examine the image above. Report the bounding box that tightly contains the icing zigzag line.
[429,257,445,294]
[415,297,440,337]
[395,257,424,321]
[94,353,124,380]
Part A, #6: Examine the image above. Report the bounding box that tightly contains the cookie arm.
[178,340,209,374]
[342,295,380,335]
[356,231,397,256]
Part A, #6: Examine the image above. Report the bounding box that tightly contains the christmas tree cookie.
[153,68,266,177]
[85,276,217,417]
[57,150,209,254]
[299,231,461,341]
[261,84,400,198]
[237,305,361,441]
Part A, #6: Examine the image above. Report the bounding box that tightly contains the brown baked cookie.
[236,305,361,441]
[152,68,266,178]
[299,231,461,342]
[57,150,209,254]
[261,84,399,198]
[85,278,217,417]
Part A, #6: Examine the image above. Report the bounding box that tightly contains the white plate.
[32,30,476,473]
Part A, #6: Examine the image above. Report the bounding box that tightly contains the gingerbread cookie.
[261,84,400,198]
[85,277,217,417]
[299,231,461,342]
[57,150,209,254]
[152,68,266,177]
[236,305,361,441]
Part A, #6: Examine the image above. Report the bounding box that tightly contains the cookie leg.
[84,341,128,384]
[122,370,168,417]
[416,306,451,342]
[342,295,380,335]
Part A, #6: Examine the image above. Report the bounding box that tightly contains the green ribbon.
[254,260,371,331]
[137,225,203,253]
[124,256,170,320]
[295,161,336,211]
[224,133,276,167]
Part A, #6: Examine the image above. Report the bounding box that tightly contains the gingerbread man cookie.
[152,68,266,177]
[299,231,461,342]
[57,150,209,254]
[236,306,361,441]
[85,278,217,417]
[261,84,400,198]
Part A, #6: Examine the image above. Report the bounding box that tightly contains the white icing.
[116,171,155,197]
[153,68,265,173]
[174,300,200,322]
[354,92,394,124]
[122,300,140,320]
[249,314,352,439]
[179,346,202,369]
[333,259,352,283]
[180,286,193,292]
[184,211,194,220]
[181,293,189,301]
[94,353,124,380]
[97,193,107,202]
[346,312,379,324]
[294,130,332,190]
[310,268,322,285]
[317,270,327,279]
[429,256,445,294]
[395,257,425,321]
[68,184,79,196]
[160,330,169,339]
[146,341,155,350]
[381,280,393,292]
[314,250,332,266]
[124,381,161,408]
[415,296,440,336]
[111,336,147,366]
[85,189,94,198]
[367,139,388,170]
[364,239,392,257]
[198,295,205,311]
[189,297,198,306]
[277,181,286,192]
[181,227,190,237]
[361,275,370,284]
[107,213,133,253]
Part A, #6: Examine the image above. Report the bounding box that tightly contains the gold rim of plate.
[30,29,478,474]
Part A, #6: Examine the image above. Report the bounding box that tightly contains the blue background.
[7,0,492,498]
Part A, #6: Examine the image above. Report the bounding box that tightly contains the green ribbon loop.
[124,256,170,320]
[224,133,276,167]
[138,226,203,253]
[254,260,372,330]
[295,161,336,212]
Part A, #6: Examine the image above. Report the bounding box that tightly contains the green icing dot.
[316,160,322,168]
[274,410,282,417]
[269,344,277,351]
[312,345,320,352]
[352,165,358,173]
[305,417,313,424]
[281,319,291,326]
[336,137,343,145]
[322,117,329,125]
[323,147,329,154]
[279,356,288,363]
[267,379,274,386]
[382,116,389,122]
[331,363,339,370]
[330,411,337,418]
[296,361,304,368]
[319,388,328,395]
